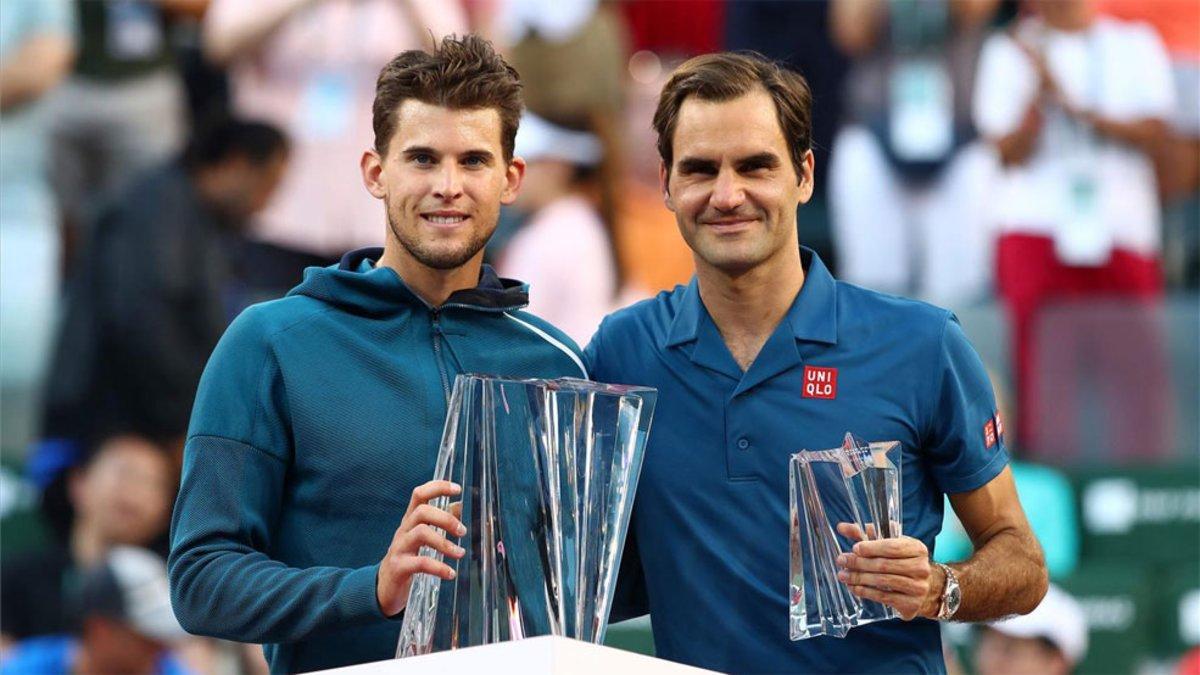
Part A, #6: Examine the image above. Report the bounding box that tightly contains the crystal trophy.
[396,374,656,657]
[790,433,903,640]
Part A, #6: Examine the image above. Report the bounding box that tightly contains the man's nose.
[710,169,745,211]
[433,164,464,200]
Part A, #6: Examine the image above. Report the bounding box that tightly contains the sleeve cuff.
[341,563,398,622]
[939,445,1010,495]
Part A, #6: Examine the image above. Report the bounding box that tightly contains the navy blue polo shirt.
[584,248,1008,674]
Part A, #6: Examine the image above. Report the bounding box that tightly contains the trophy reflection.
[396,374,656,657]
[790,433,903,640]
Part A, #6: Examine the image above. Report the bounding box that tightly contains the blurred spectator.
[499,0,696,319]
[616,54,698,295]
[975,584,1088,675]
[39,119,288,454]
[1,547,192,675]
[503,0,626,126]
[202,0,466,298]
[618,0,725,58]
[613,181,696,295]
[499,1,698,300]
[167,4,230,131]
[1,435,175,645]
[48,1,201,247]
[1031,300,1175,463]
[1097,0,1200,288]
[829,0,1000,304]
[974,0,1175,446]
[0,0,75,447]
[498,113,616,344]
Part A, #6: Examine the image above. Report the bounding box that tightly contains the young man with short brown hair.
[169,35,585,673]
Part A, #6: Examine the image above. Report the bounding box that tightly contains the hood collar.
[288,247,528,316]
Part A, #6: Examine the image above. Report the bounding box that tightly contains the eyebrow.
[402,145,438,157]
[736,152,781,169]
[677,157,718,173]
[676,152,782,173]
[401,146,496,163]
[463,149,496,164]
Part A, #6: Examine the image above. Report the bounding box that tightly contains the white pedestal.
[312,636,717,674]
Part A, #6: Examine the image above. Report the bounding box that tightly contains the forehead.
[671,88,787,161]
[390,99,504,155]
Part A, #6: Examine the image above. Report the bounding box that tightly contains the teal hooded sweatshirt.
[168,248,586,673]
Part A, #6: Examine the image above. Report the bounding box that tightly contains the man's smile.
[421,210,470,228]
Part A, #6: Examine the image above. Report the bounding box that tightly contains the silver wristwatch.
[933,562,961,620]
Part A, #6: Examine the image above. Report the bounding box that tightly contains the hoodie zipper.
[430,297,527,406]
[430,308,453,405]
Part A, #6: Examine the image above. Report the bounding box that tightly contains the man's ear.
[796,149,815,205]
[361,149,386,199]
[500,156,526,205]
[659,161,676,212]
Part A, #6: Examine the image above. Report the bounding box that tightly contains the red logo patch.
[802,366,838,400]
[984,419,997,448]
[994,410,1004,438]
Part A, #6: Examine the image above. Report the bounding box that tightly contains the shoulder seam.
[258,299,342,340]
[921,310,954,443]
[187,434,287,464]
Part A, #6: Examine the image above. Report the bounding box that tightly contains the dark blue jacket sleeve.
[167,310,385,643]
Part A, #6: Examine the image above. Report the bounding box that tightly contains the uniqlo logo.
[802,366,837,399]
[994,410,1004,438]
[984,419,997,449]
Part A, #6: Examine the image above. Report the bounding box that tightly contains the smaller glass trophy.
[789,433,903,640]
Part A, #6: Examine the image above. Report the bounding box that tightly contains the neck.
[71,521,106,567]
[377,242,484,308]
[695,242,805,364]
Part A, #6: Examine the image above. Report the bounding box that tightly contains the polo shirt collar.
[663,246,839,350]
[664,278,704,348]
[787,247,839,345]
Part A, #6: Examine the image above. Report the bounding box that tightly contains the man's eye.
[463,156,485,167]
[412,154,434,165]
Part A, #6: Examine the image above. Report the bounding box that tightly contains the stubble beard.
[386,199,491,271]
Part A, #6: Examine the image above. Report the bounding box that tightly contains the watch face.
[947,583,962,613]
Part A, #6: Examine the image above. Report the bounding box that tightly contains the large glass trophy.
[396,374,656,657]
[790,433,903,640]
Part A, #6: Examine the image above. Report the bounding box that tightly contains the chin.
[698,245,768,272]
[419,244,485,270]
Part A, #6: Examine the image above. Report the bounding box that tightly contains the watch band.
[933,562,960,620]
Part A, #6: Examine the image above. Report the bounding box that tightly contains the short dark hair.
[182,117,288,169]
[653,52,813,179]
[372,34,523,161]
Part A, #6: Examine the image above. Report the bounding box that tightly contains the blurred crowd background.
[0,1,1197,674]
